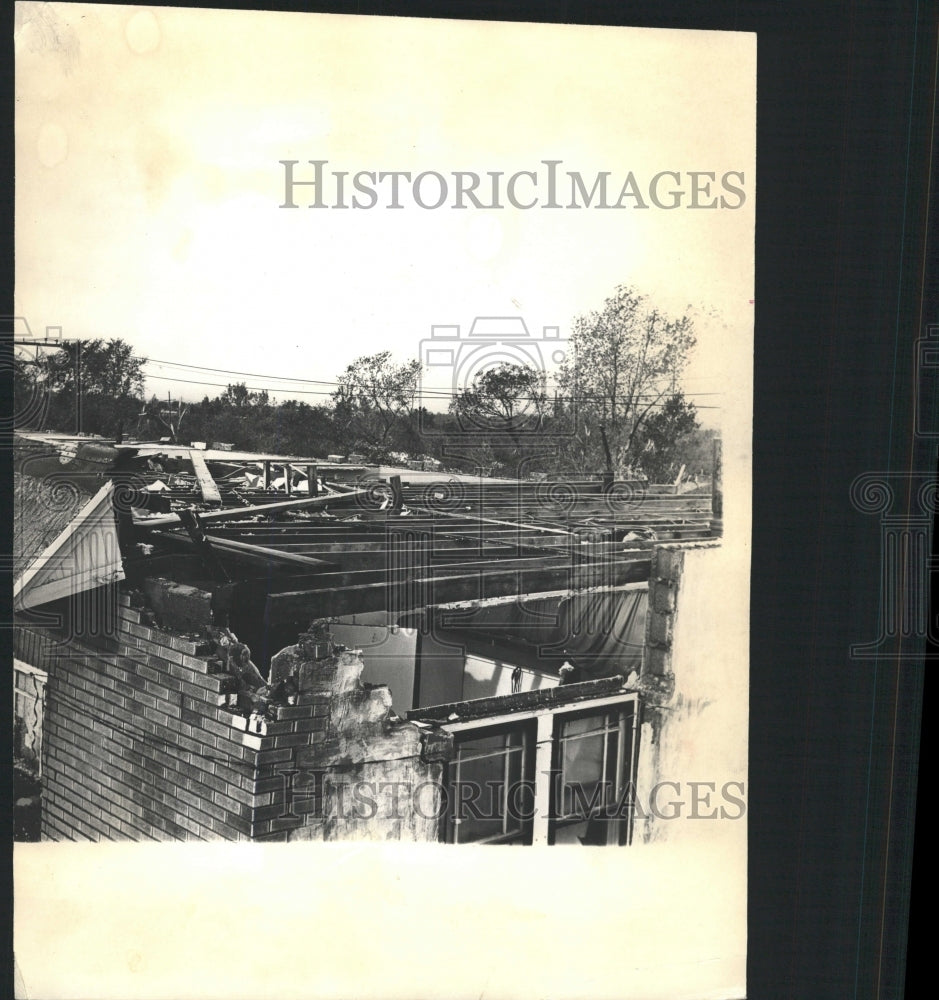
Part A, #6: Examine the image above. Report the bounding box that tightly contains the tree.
[669,425,720,482]
[633,393,699,481]
[451,362,547,430]
[17,337,147,436]
[558,285,696,473]
[140,396,189,444]
[450,362,548,471]
[12,354,49,429]
[45,339,146,398]
[220,382,270,409]
[332,352,422,458]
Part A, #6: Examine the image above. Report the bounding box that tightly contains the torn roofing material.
[13,470,94,579]
[14,480,125,611]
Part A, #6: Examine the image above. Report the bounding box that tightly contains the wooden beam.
[189,449,222,505]
[388,474,402,512]
[133,489,368,530]
[147,530,336,572]
[425,580,649,612]
[200,533,333,570]
[264,557,650,622]
[405,504,576,536]
[257,550,574,587]
[177,509,230,582]
[217,543,598,567]
[408,675,628,722]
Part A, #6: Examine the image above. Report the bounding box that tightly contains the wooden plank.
[189,449,222,505]
[133,489,368,529]
[227,543,591,565]
[264,556,650,622]
[407,675,628,722]
[147,530,336,571]
[404,504,576,536]
[421,580,649,613]
[255,550,575,585]
[390,474,403,511]
[202,533,333,570]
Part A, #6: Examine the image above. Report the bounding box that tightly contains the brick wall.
[15,586,444,842]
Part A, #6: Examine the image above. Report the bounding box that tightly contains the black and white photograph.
[12,3,756,998]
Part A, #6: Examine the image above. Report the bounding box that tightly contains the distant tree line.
[13,286,720,482]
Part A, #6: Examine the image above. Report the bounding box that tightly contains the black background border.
[2,2,935,998]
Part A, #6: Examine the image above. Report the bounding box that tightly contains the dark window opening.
[549,704,637,846]
[444,722,536,845]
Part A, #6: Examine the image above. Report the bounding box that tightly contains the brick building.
[13,433,741,845]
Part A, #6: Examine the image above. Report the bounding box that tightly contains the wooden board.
[189,450,222,505]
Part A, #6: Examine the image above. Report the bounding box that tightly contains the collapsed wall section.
[20,585,446,842]
[269,634,450,841]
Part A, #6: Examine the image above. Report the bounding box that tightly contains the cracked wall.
[634,542,748,844]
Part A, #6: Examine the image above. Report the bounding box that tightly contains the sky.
[15,3,755,427]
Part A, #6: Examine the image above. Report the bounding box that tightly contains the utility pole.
[74,341,82,434]
[711,437,723,537]
[599,424,615,489]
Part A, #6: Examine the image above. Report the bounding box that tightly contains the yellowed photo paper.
[13,5,754,998]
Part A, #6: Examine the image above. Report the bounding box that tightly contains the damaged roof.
[14,433,719,630]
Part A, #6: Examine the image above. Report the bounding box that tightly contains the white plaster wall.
[636,544,749,847]
[330,612,418,713]
[463,654,559,699]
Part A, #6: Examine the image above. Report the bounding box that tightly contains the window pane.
[452,752,508,842]
[459,731,509,754]
[554,710,629,829]
[563,714,612,738]
[448,726,531,844]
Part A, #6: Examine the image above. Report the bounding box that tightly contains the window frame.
[548,701,639,846]
[442,719,537,845]
[439,693,640,846]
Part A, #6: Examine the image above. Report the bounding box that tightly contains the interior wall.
[415,630,465,707]
[330,611,419,713]
[462,654,558,700]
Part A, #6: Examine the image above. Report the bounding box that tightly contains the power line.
[143,372,721,408]
[147,357,339,385]
[145,373,334,397]
[144,356,723,397]
[15,341,723,407]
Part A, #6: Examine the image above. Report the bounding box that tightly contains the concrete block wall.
[637,546,682,705]
[635,541,733,844]
[640,543,720,695]
[269,637,448,842]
